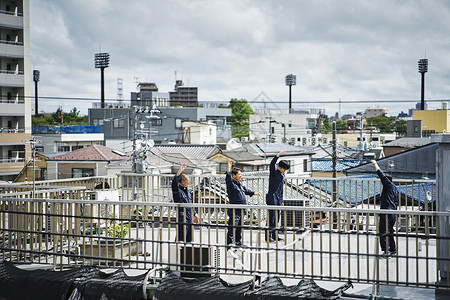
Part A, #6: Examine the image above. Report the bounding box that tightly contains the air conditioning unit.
[281,199,310,228]
[302,137,307,146]
[169,244,224,277]
[323,137,328,144]
[311,138,316,146]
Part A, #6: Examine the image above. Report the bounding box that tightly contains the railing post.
[432,134,450,285]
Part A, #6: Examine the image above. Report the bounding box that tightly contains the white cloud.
[30,0,450,115]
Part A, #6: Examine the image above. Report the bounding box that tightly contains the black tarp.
[154,270,253,300]
[68,268,148,300]
[246,276,353,300]
[154,271,353,300]
[0,262,147,300]
[0,261,95,300]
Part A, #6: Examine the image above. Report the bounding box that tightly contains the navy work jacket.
[266,156,285,205]
[172,174,195,220]
[226,172,255,205]
[377,169,399,210]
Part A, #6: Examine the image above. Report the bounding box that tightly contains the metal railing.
[0,197,448,290]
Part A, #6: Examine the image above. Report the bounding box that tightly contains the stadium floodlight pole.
[418,58,428,110]
[33,70,40,115]
[94,52,110,108]
[285,74,296,113]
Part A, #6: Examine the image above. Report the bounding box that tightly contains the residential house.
[33,125,104,153]
[46,145,129,180]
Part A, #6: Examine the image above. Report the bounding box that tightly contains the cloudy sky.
[30,0,450,116]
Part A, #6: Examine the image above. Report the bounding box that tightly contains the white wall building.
[182,121,216,144]
[249,109,323,146]
[0,0,31,181]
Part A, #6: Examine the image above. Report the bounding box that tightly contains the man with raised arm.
[226,160,260,248]
[371,160,398,257]
[266,150,290,242]
[172,163,199,243]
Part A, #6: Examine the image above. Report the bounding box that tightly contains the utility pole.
[31,137,36,199]
[358,114,364,161]
[332,121,337,228]
[332,121,337,202]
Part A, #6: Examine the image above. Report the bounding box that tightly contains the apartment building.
[0,0,31,181]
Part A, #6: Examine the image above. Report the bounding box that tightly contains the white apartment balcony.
[0,40,24,58]
[0,9,23,29]
[0,101,25,116]
[0,70,24,87]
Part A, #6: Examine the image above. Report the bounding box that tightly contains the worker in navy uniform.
[266,150,290,242]
[172,163,199,242]
[226,160,260,247]
[371,160,398,257]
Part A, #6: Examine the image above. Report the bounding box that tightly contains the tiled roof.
[383,137,432,148]
[48,145,129,161]
[154,144,219,159]
[307,176,436,205]
[242,143,314,156]
[218,150,262,162]
[312,159,369,172]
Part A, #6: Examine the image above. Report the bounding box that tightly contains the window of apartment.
[303,159,308,172]
[151,119,162,126]
[92,119,104,126]
[113,119,125,128]
[58,146,71,152]
[72,168,94,178]
[73,145,84,150]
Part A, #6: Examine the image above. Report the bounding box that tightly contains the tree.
[366,115,395,133]
[394,119,407,135]
[32,107,88,126]
[227,98,255,138]
[321,115,332,134]
[335,119,348,133]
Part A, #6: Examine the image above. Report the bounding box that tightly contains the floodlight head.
[33,70,40,82]
[95,52,110,68]
[285,74,296,86]
[418,59,428,73]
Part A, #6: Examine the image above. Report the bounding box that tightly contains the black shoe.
[389,250,397,256]
[277,236,284,241]
[381,251,388,258]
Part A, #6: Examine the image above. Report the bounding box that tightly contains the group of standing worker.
[171,152,398,256]
[171,150,290,246]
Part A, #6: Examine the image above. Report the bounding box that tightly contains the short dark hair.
[278,160,290,170]
[231,168,242,176]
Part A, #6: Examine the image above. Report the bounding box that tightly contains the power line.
[25,94,450,105]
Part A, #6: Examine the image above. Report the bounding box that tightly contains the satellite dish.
[140,124,145,129]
